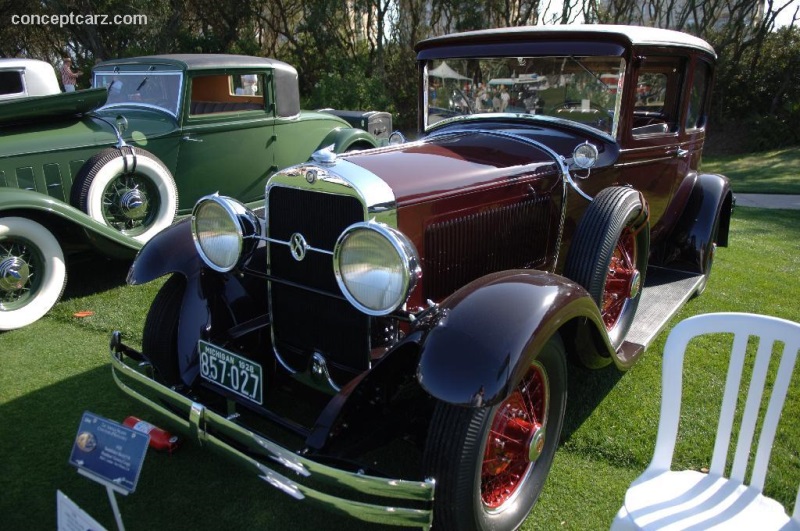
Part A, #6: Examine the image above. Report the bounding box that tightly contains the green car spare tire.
[71,146,178,243]
[0,217,67,331]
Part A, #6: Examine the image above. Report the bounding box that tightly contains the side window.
[189,73,265,116]
[631,58,684,137]
[685,61,711,131]
[0,71,25,97]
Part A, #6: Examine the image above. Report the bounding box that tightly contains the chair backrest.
[647,312,800,517]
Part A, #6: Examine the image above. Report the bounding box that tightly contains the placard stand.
[69,412,149,531]
[77,469,127,531]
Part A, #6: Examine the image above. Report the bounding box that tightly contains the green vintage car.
[0,54,387,331]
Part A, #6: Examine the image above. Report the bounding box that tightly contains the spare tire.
[71,146,178,243]
[564,187,649,349]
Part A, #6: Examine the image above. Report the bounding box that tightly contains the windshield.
[94,71,182,116]
[425,56,625,136]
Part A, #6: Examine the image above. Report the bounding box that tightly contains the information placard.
[69,411,150,494]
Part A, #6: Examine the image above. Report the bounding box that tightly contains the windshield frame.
[93,70,184,118]
[422,55,626,138]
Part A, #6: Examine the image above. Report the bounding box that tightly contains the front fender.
[0,188,140,257]
[126,217,201,285]
[416,270,612,407]
[318,128,380,152]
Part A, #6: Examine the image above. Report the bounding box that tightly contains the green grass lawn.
[1,207,799,530]
[702,146,800,194]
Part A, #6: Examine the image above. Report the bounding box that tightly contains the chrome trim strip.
[614,156,674,168]
[110,345,434,527]
[265,237,334,256]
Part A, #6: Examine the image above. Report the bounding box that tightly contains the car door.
[616,55,689,242]
[174,70,275,212]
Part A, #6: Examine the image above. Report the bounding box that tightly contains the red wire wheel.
[423,337,567,531]
[481,362,548,510]
[565,187,649,349]
[601,228,642,331]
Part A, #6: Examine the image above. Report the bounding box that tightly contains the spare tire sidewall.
[77,148,178,243]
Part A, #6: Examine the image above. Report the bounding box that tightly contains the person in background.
[60,57,82,92]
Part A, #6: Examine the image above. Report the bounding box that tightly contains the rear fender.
[662,172,732,273]
[416,270,615,407]
[317,128,380,153]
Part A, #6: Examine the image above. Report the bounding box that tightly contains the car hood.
[0,88,107,126]
[0,106,178,156]
[344,130,562,206]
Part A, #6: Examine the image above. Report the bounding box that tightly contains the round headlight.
[191,195,258,272]
[573,141,599,169]
[334,222,421,316]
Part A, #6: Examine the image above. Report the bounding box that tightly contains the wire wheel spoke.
[481,363,548,509]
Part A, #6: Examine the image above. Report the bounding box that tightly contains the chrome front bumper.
[109,333,434,528]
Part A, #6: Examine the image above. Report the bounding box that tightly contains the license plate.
[198,341,263,405]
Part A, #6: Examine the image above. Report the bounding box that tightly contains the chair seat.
[612,469,791,530]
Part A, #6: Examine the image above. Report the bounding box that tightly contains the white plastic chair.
[611,312,800,530]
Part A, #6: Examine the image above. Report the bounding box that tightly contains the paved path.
[735,194,800,209]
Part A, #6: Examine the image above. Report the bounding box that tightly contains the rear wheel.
[565,187,649,349]
[423,335,567,531]
[142,274,184,384]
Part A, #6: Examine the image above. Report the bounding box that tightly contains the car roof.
[0,58,55,70]
[416,24,716,57]
[95,54,297,74]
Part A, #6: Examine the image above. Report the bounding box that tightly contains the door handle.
[675,148,689,158]
[182,135,203,143]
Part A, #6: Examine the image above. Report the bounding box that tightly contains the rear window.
[0,71,24,96]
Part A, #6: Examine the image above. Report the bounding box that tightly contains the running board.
[617,267,704,366]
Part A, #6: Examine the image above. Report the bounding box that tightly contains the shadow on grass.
[62,254,132,301]
[0,365,410,531]
[562,360,624,441]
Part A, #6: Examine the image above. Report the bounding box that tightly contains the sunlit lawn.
[702,146,800,194]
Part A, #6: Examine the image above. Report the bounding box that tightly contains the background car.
[0,58,61,100]
[111,26,732,531]
[0,54,387,331]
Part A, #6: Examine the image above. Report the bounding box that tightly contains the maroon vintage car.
[110,25,732,530]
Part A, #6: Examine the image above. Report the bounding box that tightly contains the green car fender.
[318,127,381,153]
[0,188,141,258]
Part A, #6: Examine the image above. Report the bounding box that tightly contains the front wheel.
[423,335,567,531]
[142,274,184,384]
[0,217,67,331]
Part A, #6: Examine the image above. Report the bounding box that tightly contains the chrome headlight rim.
[191,194,258,273]
[572,141,599,169]
[333,221,421,317]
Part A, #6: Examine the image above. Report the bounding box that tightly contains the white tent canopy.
[428,61,471,81]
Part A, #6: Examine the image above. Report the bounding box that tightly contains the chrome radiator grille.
[266,186,369,380]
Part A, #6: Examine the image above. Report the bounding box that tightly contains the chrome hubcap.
[527,426,546,462]
[119,188,149,221]
[628,269,642,299]
[0,256,31,293]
